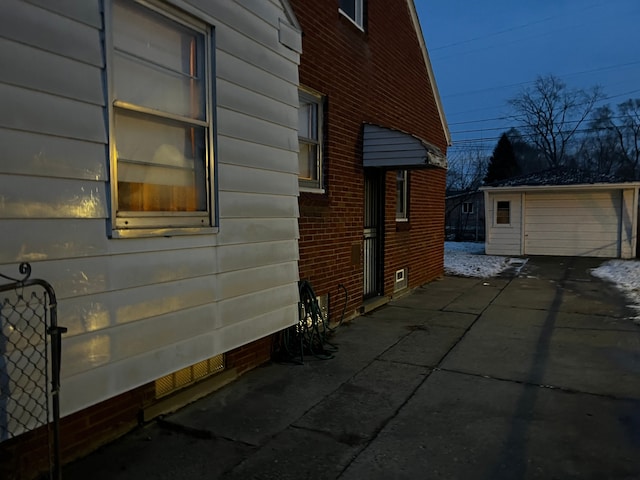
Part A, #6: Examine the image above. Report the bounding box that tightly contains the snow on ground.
[445,242,640,323]
[444,242,510,278]
[592,260,640,323]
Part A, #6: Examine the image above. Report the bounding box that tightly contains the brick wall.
[290,0,448,319]
[1,336,274,480]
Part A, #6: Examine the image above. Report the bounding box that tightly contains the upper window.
[462,202,474,214]
[339,0,364,29]
[396,170,408,221]
[298,90,324,190]
[496,201,510,225]
[109,0,214,234]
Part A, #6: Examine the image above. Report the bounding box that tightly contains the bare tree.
[579,105,625,175]
[445,148,488,241]
[509,75,603,168]
[580,99,640,179]
[614,99,640,178]
[446,147,487,193]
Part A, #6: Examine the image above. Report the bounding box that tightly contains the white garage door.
[524,191,621,257]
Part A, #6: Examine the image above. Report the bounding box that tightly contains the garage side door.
[524,191,621,257]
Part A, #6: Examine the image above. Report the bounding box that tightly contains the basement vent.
[394,268,408,292]
[155,354,225,398]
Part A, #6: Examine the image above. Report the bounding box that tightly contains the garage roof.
[482,168,640,191]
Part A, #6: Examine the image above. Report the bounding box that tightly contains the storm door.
[363,171,384,298]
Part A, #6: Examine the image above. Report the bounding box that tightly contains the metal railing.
[1,263,66,479]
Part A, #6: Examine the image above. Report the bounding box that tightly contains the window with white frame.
[298,90,323,190]
[396,170,408,221]
[109,0,214,233]
[462,202,474,214]
[339,0,364,29]
[496,201,511,225]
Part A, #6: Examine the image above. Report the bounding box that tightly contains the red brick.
[290,0,447,322]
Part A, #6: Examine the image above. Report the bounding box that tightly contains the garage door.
[524,191,621,257]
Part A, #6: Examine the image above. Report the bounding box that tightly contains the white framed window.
[298,89,324,190]
[108,0,215,236]
[339,0,364,29]
[396,170,408,221]
[462,202,474,214]
[496,200,511,225]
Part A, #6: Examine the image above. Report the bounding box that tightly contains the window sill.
[111,226,219,239]
[299,186,326,194]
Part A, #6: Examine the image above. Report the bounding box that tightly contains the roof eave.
[480,182,640,192]
[406,0,451,146]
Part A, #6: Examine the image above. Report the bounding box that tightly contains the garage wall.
[485,192,522,256]
[620,188,639,258]
[485,186,639,259]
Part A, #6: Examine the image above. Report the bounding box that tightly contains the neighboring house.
[482,169,640,258]
[445,190,485,241]
[0,0,302,477]
[289,0,450,316]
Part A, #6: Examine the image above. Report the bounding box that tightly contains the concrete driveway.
[65,256,640,479]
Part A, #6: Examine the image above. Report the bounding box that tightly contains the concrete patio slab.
[341,370,640,480]
[63,256,640,480]
[442,306,640,398]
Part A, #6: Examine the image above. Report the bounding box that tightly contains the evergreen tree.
[484,133,520,183]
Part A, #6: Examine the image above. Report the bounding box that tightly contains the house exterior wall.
[0,1,301,474]
[484,192,523,256]
[445,192,486,241]
[289,0,448,316]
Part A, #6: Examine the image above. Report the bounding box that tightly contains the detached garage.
[482,170,640,259]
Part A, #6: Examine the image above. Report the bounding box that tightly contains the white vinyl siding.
[524,191,621,257]
[0,0,301,418]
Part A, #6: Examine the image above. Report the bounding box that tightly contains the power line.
[441,61,640,100]
[446,88,640,130]
[428,0,616,53]
[448,121,640,151]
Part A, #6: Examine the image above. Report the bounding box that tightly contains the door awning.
[362,123,447,170]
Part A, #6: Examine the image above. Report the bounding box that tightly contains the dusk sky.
[415,0,640,159]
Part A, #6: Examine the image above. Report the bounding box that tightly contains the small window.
[396,170,408,221]
[339,0,364,29]
[496,201,510,225]
[298,89,324,190]
[109,0,214,234]
[462,202,474,214]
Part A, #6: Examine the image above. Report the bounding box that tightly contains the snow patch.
[444,242,511,278]
[591,259,640,323]
[445,243,640,323]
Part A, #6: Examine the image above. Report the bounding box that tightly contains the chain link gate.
[1,263,66,479]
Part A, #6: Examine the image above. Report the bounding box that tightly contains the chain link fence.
[1,263,66,479]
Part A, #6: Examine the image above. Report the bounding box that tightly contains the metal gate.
[1,263,66,479]
[364,172,383,298]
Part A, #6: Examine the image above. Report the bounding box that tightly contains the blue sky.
[415,0,640,158]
